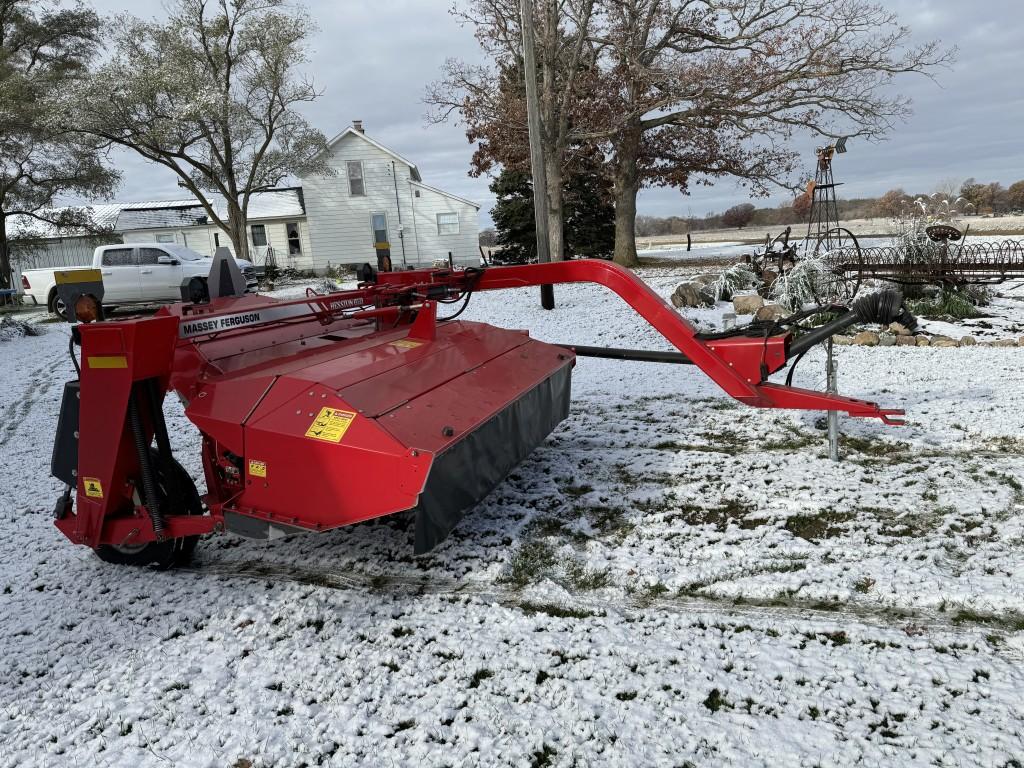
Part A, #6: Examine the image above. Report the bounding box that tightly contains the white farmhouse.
[10,122,480,279]
[300,121,481,270]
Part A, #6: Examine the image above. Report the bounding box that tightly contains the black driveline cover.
[413,363,572,553]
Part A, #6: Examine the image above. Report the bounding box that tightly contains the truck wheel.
[94,453,204,569]
[49,290,69,321]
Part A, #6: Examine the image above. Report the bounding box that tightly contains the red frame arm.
[170,260,904,423]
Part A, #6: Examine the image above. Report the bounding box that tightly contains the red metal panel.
[378,338,573,455]
[239,386,433,529]
[64,315,179,547]
[336,323,530,418]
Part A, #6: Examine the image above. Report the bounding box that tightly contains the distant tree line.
[629,178,1024,238]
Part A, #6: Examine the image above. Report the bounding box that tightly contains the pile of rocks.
[671,279,1023,349]
[670,275,718,308]
[833,323,1024,348]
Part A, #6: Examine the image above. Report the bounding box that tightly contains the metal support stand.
[826,337,840,461]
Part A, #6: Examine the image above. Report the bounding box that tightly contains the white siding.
[122,219,313,270]
[302,132,479,270]
[408,182,480,266]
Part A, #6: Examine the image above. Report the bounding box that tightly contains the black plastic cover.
[51,380,80,486]
[413,362,573,553]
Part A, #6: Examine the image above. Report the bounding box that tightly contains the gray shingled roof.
[11,189,305,239]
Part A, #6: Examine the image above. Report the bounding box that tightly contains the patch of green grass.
[906,289,984,321]
[853,576,876,594]
[468,668,493,689]
[393,719,416,733]
[615,690,638,701]
[585,505,635,542]
[561,482,594,498]
[502,540,557,588]
[951,607,1024,632]
[843,435,912,457]
[531,744,557,768]
[785,509,855,541]
[703,688,732,713]
[564,559,612,591]
[517,601,599,620]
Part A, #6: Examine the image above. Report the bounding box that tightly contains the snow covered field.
[2,267,1023,767]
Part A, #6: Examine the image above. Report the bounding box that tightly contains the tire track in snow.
[182,558,1020,646]
[0,348,64,449]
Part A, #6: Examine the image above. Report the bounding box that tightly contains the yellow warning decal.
[248,459,267,478]
[88,355,128,369]
[390,339,423,350]
[304,407,357,443]
[83,477,104,499]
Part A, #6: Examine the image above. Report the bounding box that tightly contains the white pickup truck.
[21,243,258,317]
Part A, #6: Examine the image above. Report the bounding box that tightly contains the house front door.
[371,213,392,272]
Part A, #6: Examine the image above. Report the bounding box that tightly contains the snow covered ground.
[2,267,1023,767]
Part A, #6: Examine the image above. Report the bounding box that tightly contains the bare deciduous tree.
[592,0,953,265]
[436,0,952,268]
[0,0,118,290]
[426,0,603,261]
[78,0,332,262]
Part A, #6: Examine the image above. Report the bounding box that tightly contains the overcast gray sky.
[87,0,1023,224]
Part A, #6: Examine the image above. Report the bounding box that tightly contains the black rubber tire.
[48,290,69,321]
[94,452,203,569]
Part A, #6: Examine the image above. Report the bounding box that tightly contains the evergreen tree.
[489,156,615,264]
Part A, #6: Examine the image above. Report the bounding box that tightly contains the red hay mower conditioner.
[50,252,915,567]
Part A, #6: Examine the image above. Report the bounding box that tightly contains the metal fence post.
[826,337,840,461]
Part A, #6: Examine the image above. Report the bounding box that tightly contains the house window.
[250,224,268,247]
[437,212,460,235]
[371,213,388,246]
[214,232,220,247]
[348,161,365,196]
[286,222,302,255]
[155,233,175,243]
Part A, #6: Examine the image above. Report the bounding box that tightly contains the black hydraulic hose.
[787,290,917,358]
[127,387,165,541]
[566,345,694,364]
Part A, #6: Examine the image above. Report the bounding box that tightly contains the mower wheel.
[94,452,203,570]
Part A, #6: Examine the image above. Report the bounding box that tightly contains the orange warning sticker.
[390,339,423,350]
[304,407,357,443]
[248,459,267,478]
[83,477,104,499]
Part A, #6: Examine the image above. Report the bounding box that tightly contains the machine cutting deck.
[50,253,915,568]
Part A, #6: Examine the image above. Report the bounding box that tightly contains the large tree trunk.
[0,215,10,291]
[225,199,250,262]
[545,158,565,261]
[612,123,642,268]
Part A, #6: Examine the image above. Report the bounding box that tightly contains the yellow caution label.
[87,355,128,369]
[82,477,104,499]
[304,407,357,443]
[248,459,267,478]
[390,339,423,350]
[55,269,102,285]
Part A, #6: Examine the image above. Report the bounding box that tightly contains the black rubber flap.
[413,362,572,553]
[51,380,80,486]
